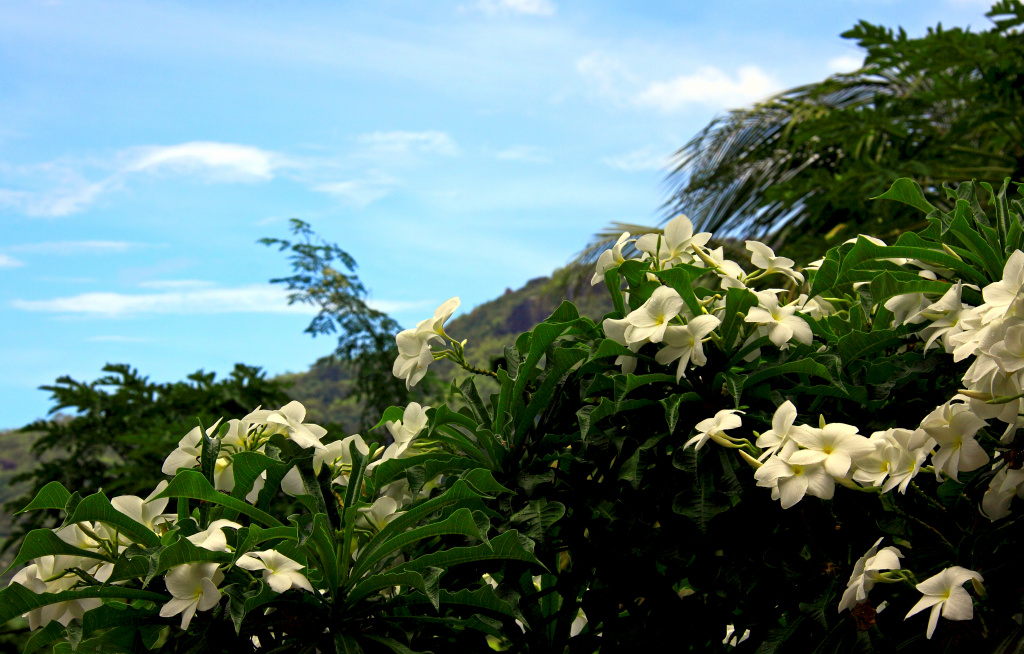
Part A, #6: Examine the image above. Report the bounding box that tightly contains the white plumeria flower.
[694,245,746,287]
[592,232,633,285]
[744,294,813,349]
[281,433,370,496]
[793,294,837,320]
[838,537,903,613]
[158,562,223,630]
[919,282,973,353]
[789,420,873,479]
[111,480,172,533]
[417,297,460,339]
[634,215,710,266]
[379,402,429,462]
[746,241,805,284]
[392,336,434,390]
[261,401,327,451]
[982,249,1024,323]
[161,421,222,476]
[754,449,834,509]
[603,317,642,375]
[186,519,242,552]
[655,315,721,381]
[10,556,103,630]
[904,566,984,640]
[980,465,1024,521]
[722,624,750,647]
[755,401,806,460]
[852,429,928,493]
[989,321,1024,373]
[624,286,684,345]
[884,293,930,327]
[356,496,403,531]
[685,409,743,450]
[919,402,989,481]
[236,550,314,594]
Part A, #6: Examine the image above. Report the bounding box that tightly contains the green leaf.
[577,397,655,438]
[868,272,952,309]
[311,513,340,596]
[838,236,987,288]
[461,468,514,496]
[371,406,408,432]
[510,319,583,439]
[719,287,759,348]
[361,635,430,654]
[456,377,489,426]
[224,581,278,634]
[16,481,72,515]
[653,266,704,316]
[509,499,566,541]
[65,492,161,548]
[0,583,167,626]
[515,346,588,441]
[153,469,283,528]
[837,329,903,367]
[744,358,833,390]
[807,247,842,300]
[229,451,293,509]
[872,177,938,215]
[660,393,701,434]
[612,373,677,411]
[604,267,626,317]
[347,567,442,610]
[391,530,541,574]
[23,620,66,653]
[948,207,1004,280]
[352,508,486,580]
[7,529,110,574]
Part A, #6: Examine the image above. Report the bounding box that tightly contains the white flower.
[655,315,721,381]
[624,286,684,345]
[281,433,370,496]
[904,566,984,639]
[694,245,746,287]
[111,481,172,533]
[747,241,804,284]
[10,556,102,630]
[419,297,460,339]
[592,232,633,285]
[789,420,873,479]
[989,321,1024,373]
[920,402,989,481]
[884,293,930,327]
[236,550,314,594]
[755,401,806,460]
[356,496,403,531]
[158,562,223,630]
[838,537,903,612]
[186,519,242,552]
[722,624,750,647]
[260,401,327,451]
[982,249,1024,323]
[794,294,836,320]
[754,450,834,509]
[161,421,222,476]
[634,215,710,266]
[980,465,1024,521]
[744,294,813,349]
[392,335,434,390]
[603,317,642,375]
[919,282,973,353]
[685,409,743,450]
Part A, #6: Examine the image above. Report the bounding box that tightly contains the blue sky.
[0,0,993,428]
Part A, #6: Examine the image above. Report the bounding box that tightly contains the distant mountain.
[281,267,613,432]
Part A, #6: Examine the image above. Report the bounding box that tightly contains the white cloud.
[124,142,281,182]
[356,131,459,157]
[601,145,670,172]
[636,66,778,112]
[11,284,315,317]
[471,0,556,16]
[578,53,781,112]
[0,179,112,217]
[827,54,864,74]
[136,279,216,290]
[7,240,142,255]
[495,145,549,164]
[12,284,428,318]
[313,175,399,207]
[0,254,24,268]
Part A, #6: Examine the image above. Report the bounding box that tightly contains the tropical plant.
[7,176,1024,652]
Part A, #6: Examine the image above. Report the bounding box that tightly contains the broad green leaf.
[16,481,71,515]
[0,583,167,626]
[837,329,903,367]
[391,585,523,622]
[456,377,489,426]
[871,177,938,215]
[344,439,368,512]
[224,581,278,634]
[653,266,704,317]
[229,450,293,509]
[807,247,842,300]
[64,492,160,548]
[604,268,626,316]
[234,524,298,558]
[585,338,636,364]
[310,514,339,596]
[719,287,759,348]
[510,319,581,439]
[351,508,485,580]
[107,537,231,585]
[23,621,66,653]
[838,236,987,288]
[370,406,408,433]
[360,635,427,654]
[346,568,442,609]
[372,453,480,493]
[948,207,1004,280]
[612,373,677,411]
[515,346,588,441]
[7,529,110,573]
[391,530,541,574]
[660,393,701,434]
[577,397,655,438]
[510,499,565,541]
[154,469,283,528]
[744,359,833,390]
[868,272,952,309]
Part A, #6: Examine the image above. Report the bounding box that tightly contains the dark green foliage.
[1,363,291,564]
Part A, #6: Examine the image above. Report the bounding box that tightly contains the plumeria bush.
[6,177,1024,652]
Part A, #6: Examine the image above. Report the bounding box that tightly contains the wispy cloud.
[356,131,460,158]
[0,178,114,218]
[12,283,425,318]
[124,142,282,182]
[578,53,780,112]
[313,174,399,207]
[7,240,144,255]
[470,0,556,16]
[601,145,670,172]
[495,145,550,164]
[0,254,24,268]
[136,279,216,290]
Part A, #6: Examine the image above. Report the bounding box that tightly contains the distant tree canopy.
[583,1,1024,266]
[1,364,292,558]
